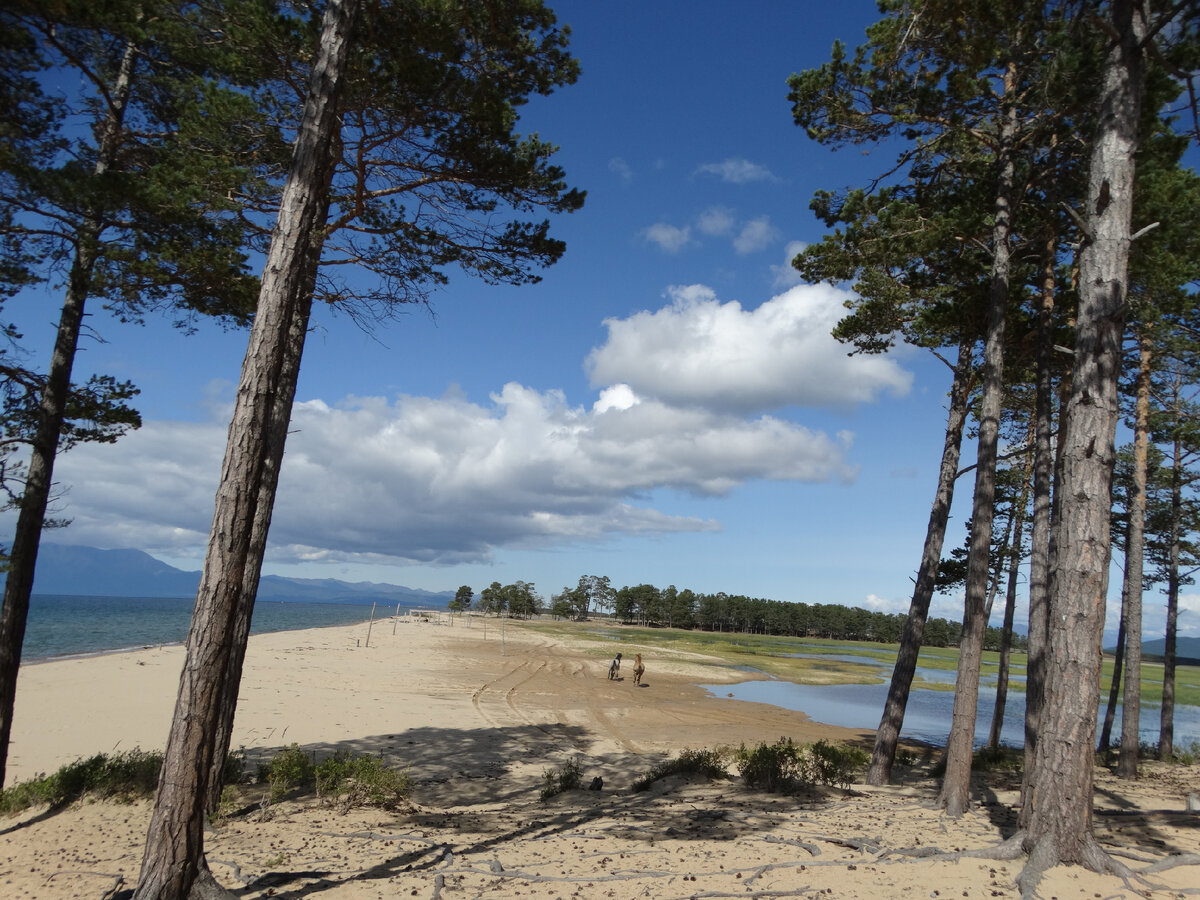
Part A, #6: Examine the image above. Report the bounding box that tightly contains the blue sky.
[4,0,1196,641]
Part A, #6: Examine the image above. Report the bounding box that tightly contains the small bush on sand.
[735,738,809,794]
[808,740,869,789]
[972,744,1022,772]
[1166,741,1200,765]
[266,744,316,803]
[254,745,410,812]
[734,738,868,794]
[315,752,411,812]
[633,747,729,791]
[540,756,584,800]
[0,749,163,815]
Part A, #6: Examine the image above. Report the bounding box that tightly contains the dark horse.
[608,652,622,680]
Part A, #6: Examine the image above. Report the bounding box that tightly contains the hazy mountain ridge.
[1,544,451,607]
[1139,636,1200,665]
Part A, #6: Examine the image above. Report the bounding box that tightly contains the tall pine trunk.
[939,60,1016,818]
[1022,229,1059,784]
[1117,334,1152,777]
[1018,0,1145,883]
[1160,376,1185,759]
[0,38,138,789]
[989,447,1030,751]
[132,3,359,897]
[866,338,973,785]
[1097,602,1126,752]
[203,131,336,813]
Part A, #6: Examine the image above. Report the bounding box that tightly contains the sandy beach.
[3,615,1198,899]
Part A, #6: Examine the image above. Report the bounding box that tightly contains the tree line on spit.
[449,576,1027,652]
[0,0,1196,897]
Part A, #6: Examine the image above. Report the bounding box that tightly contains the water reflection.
[705,677,1200,748]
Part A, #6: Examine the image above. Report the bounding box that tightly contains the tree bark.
[939,59,1016,818]
[865,338,972,786]
[989,448,1030,751]
[1160,379,1184,759]
[1117,334,1152,778]
[1018,0,1145,881]
[132,3,359,898]
[1021,228,1059,792]
[203,128,335,812]
[1097,602,1125,752]
[0,38,138,789]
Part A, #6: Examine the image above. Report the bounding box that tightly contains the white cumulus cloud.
[41,375,857,567]
[585,283,913,413]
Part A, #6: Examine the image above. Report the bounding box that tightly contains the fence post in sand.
[392,602,401,635]
[365,602,377,647]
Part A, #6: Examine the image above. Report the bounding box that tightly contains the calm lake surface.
[704,675,1200,749]
[21,594,425,662]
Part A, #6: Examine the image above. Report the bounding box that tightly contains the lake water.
[705,676,1200,749]
[20,594,426,662]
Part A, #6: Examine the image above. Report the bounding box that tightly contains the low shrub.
[808,740,870,789]
[735,738,809,794]
[734,738,868,795]
[0,748,163,815]
[315,752,411,812]
[972,744,1022,772]
[1166,741,1200,765]
[264,744,316,803]
[540,756,584,800]
[633,747,729,791]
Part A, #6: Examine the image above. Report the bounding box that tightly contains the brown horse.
[632,653,645,686]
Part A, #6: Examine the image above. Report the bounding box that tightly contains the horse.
[608,652,622,680]
[632,653,645,686]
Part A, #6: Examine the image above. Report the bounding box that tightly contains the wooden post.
[365,602,376,648]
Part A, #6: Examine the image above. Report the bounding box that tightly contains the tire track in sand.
[471,642,641,754]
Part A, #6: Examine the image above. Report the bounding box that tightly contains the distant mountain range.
[1139,636,1200,666]
[0,544,452,607]
[1102,634,1200,665]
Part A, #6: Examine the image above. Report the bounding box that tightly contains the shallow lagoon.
[705,675,1200,748]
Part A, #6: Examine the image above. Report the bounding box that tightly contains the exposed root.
[762,833,821,856]
[960,832,1027,862]
[1014,831,1138,900]
[186,865,237,900]
[1139,852,1200,875]
[809,834,881,853]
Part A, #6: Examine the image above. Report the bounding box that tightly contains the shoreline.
[7,615,870,787]
[12,614,1200,774]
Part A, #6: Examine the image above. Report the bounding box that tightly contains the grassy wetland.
[522,617,1200,708]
